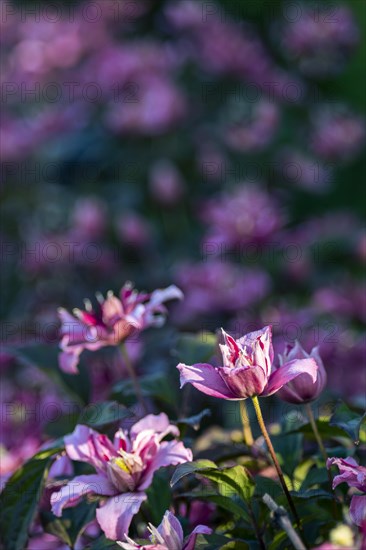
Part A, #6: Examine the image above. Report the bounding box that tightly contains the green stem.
[251,396,301,529]
[305,403,333,489]
[120,343,147,413]
[240,400,254,447]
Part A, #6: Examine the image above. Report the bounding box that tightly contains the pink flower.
[178,326,318,400]
[51,414,192,540]
[327,457,366,526]
[276,342,326,404]
[58,282,183,373]
[118,510,211,549]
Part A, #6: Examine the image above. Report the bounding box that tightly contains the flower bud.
[277,341,326,404]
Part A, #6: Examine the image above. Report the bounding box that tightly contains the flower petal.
[58,349,82,374]
[51,474,115,517]
[184,525,213,550]
[138,440,193,491]
[130,413,179,441]
[157,511,184,548]
[220,365,267,399]
[350,495,366,526]
[263,358,318,396]
[65,425,117,473]
[96,492,147,540]
[177,363,239,400]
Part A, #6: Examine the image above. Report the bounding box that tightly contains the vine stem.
[120,343,147,414]
[240,400,254,447]
[251,396,301,529]
[305,403,333,490]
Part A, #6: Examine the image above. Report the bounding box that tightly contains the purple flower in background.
[58,282,183,373]
[118,510,211,549]
[178,326,317,400]
[202,185,284,250]
[311,108,365,162]
[280,4,358,76]
[327,457,366,526]
[276,342,326,404]
[175,260,270,322]
[51,414,192,540]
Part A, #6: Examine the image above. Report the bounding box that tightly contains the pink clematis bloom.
[276,342,326,404]
[177,326,318,400]
[118,510,212,550]
[327,457,366,527]
[50,414,192,540]
[58,282,183,373]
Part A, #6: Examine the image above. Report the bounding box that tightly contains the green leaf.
[42,500,98,548]
[195,533,248,550]
[176,408,211,431]
[288,421,347,441]
[86,535,120,549]
[171,461,255,503]
[170,459,217,487]
[271,433,303,477]
[78,401,133,427]
[291,489,332,500]
[300,466,329,490]
[173,332,217,364]
[330,403,366,443]
[201,465,255,503]
[145,470,172,525]
[0,447,63,550]
[113,372,177,406]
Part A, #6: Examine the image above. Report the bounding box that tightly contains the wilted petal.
[350,495,366,526]
[177,362,239,400]
[96,492,147,540]
[184,525,213,550]
[263,358,318,396]
[220,365,267,399]
[51,474,115,517]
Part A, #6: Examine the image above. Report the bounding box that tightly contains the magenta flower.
[118,510,212,550]
[178,326,318,400]
[276,342,326,404]
[327,457,366,526]
[58,282,183,373]
[50,413,192,540]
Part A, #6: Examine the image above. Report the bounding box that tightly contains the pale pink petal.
[51,474,115,517]
[157,511,184,548]
[96,492,147,540]
[184,525,213,550]
[350,495,366,526]
[263,358,318,396]
[65,425,117,473]
[177,363,239,400]
[149,285,184,306]
[130,413,179,441]
[238,325,274,365]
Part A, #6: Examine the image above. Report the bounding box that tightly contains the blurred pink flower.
[277,341,326,404]
[327,457,366,526]
[175,260,270,321]
[202,185,284,249]
[149,160,185,205]
[178,326,317,400]
[58,282,183,373]
[51,414,192,540]
[118,510,211,549]
[311,108,365,162]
